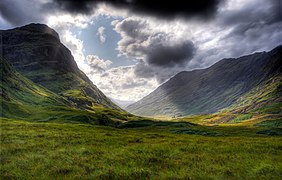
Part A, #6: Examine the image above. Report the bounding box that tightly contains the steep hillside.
[0,56,75,121]
[177,74,282,126]
[0,56,69,119]
[0,23,121,111]
[0,57,140,124]
[126,46,282,117]
[226,74,282,114]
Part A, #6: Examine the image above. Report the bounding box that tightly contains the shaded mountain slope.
[126,46,282,117]
[0,56,71,120]
[0,56,141,125]
[226,74,282,114]
[0,23,121,111]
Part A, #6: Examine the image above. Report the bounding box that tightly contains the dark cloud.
[215,0,282,59]
[0,0,22,25]
[134,62,155,79]
[270,0,282,24]
[48,0,98,14]
[134,61,186,83]
[0,0,44,26]
[147,41,195,67]
[51,0,222,19]
[0,0,222,27]
[114,18,196,68]
[113,17,196,82]
[219,0,281,36]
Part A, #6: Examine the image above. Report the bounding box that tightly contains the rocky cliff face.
[1,23,121,111]
[126,46,282,117]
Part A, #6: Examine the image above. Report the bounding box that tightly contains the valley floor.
[1,118,282,179]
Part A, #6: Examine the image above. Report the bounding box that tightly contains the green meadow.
[1,118,281,179]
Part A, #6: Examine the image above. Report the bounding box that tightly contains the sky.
[0,0,281,107]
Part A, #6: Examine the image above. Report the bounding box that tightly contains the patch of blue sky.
[70,15,136,68]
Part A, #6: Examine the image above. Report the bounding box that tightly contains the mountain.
[126,46,282,117]
[1,56,142,125]
[0,23,149,124]
[0,23,121,111]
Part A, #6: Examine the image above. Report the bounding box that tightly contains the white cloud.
[47,14,90,29]
[97,26,106,43]
[86,55,112,73]
[87,65,158,102]
[63,31,85,61]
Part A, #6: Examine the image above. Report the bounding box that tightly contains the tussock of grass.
[255,119,282,128]
[228,114,253,124]
[171,128,223,136]
[118,120,195,129]
[257,128,282,136]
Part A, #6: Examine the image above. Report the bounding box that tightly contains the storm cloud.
[146,41,195,67]
[219,0,281,36]
[215,0,282,57]
[134,61,186,83]
[113,18,196,68]
[220,0,281,27]
[51,0,222,19]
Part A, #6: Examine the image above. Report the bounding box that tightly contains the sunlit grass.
[228,114,253,124]
[1,118,281,179]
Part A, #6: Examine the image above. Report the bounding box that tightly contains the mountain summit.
[126,46,282,117]
[0,23,121,111]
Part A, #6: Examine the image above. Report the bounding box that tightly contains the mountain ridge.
[126,45,282,117]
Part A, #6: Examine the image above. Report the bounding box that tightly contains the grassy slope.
[0,57,144,125]
[178,74,282,127]
[226,74,282,114]
[1,118,281,179]
[1,57,69,117]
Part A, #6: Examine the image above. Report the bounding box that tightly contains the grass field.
[1,118,282,179]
